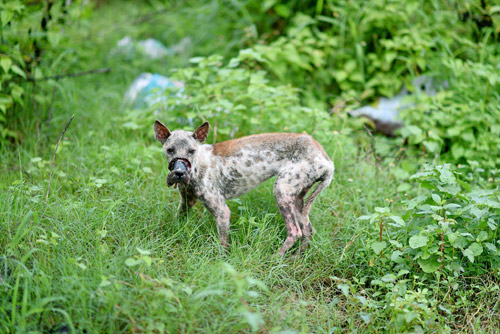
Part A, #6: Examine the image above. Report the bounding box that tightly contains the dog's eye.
[166,147,175,154]
[188,149,195,155]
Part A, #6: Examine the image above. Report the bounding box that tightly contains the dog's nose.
[174,170,185,177]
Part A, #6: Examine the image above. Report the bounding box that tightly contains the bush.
[360,164,500,277]
[399,58,500,169]
[245,0,499,105]
[0,0,91,141]
[122,51,332,141]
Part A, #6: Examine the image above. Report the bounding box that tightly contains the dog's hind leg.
[302,168,333,219]
[274,177,303,255]
[295,186,314,252]
[298,166,334,252]
[296,162,334,252]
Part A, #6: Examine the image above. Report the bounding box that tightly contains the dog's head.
[154,120,209,187]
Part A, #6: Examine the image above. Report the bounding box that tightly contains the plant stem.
[45,114,75,207]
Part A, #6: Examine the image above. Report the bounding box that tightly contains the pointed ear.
[193,122,209,142]
[154,120,171,144]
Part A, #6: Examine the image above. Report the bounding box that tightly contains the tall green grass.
[1,1,499,333]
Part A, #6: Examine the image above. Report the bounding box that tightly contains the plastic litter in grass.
[123,73,184,109]
[349,76,448,136]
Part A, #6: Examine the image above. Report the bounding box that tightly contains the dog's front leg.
[177,185,198,217]
[200,195,231,248]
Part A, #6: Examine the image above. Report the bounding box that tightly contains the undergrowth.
[1,1,499,333]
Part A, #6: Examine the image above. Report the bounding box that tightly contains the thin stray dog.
[154,120,334,255]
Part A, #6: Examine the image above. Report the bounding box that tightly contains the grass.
[1,1,499,333]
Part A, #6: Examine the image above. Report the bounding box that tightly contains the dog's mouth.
[167,158,191,187]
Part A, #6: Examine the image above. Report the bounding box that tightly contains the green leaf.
[34,67,43,80]
[389,216,405,226]
[75,262,87,270]
[0,94,13,113]
[389,240,403,248]
[125,258,140,267]
[381,274,396,282]
[438,165,456,184]
[431,194,441,204]
[136,247,151,255]
[462,249,475,263]
[11,65,26,79]
[397,270,410,277]
[94,179,107,188]
[390,250,403,263]
[374,207,390,214]
[1,10,14,26]
[409,234,429,249]
[447,232,459,245]
[423,140,439,153]
[476,231,488,242]
[371,241,387,254]
[470,207,488,220]
[490,6,500,14]
[485,243,498,253]
[418,257,441,273]
[6,1,24,12]
[467,242,483,257]
[406,125,423,136]
[404,311,419,323]
[487,219,497,231]
[337,284,350,297]
[406,195,427,210]
[142,256,152,266]
[437,183,460,196]
[0,57,12,73]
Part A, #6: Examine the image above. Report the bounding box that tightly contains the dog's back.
[203,133,333,199]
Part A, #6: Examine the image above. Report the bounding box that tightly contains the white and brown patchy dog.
[154,120,334,255]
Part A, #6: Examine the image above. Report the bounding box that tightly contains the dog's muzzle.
[167,158,191,187]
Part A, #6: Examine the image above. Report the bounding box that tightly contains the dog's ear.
[193,122,209,142]
[154,120,171,144]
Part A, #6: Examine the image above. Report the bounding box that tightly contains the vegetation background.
[1,0,499,332]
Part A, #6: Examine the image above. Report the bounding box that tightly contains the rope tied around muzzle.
[168,158,191,171]
[167,158,191,188]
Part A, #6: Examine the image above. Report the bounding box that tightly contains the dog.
[154,120,334,254]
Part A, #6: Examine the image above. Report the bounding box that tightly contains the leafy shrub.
[360,164,500,277]
[333,275,444,332]
[399,58,500,169]
[169,52,322,138]
[0,0,91,141]
[245,0,497,106]
[122,51,331,140]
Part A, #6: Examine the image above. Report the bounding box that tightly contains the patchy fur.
[154,120,334,255]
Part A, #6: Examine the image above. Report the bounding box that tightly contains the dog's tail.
[303,162,334,216]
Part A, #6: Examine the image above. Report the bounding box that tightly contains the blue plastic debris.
[123,73,184,109]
